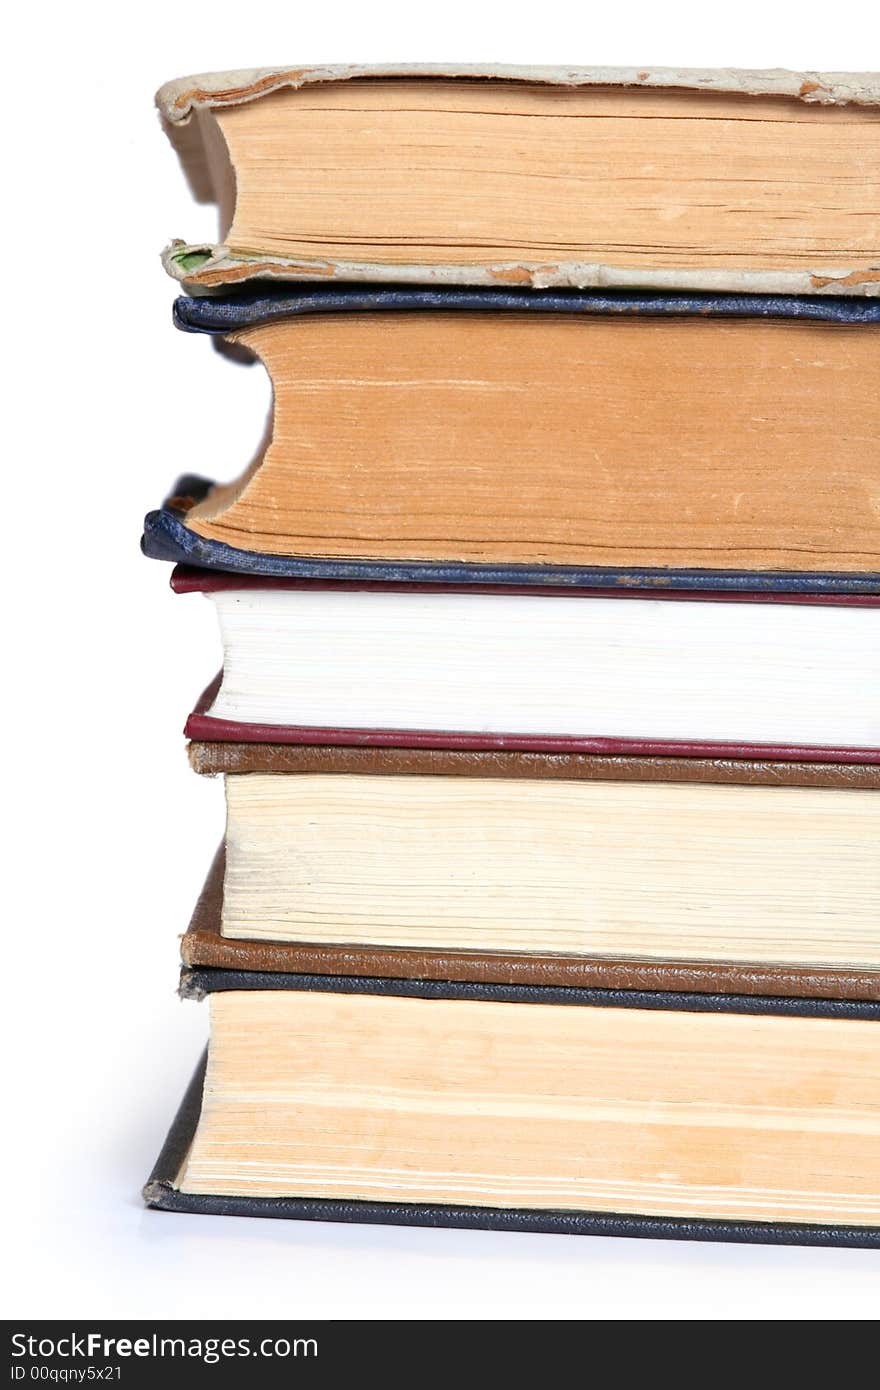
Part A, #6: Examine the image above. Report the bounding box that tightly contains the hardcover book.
[145,971,880,1247]
[183,839,880,1002]
[144,288,880,588]
[185,734,880,991]
[174,570,880,758]
[146,63,880,1254]
[156,64,880,297]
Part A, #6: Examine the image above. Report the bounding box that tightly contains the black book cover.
[146,971,880,1249]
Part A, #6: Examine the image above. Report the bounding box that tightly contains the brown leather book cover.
[188,739,880,788]
[182,846,880,1002]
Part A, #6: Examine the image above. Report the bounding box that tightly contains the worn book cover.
[144,288,880,589]
[156,64,880,297]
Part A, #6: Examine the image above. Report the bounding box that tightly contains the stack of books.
[144,63,880,1247]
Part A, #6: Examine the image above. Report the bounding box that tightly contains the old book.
[145,974,880,1246]
[187,746,880,979]
[174,571,880,757]
[155,64,880,297]
[147,288,880,584]
[183,834,880,1001]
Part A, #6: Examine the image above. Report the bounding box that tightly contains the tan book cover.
[157,64,880,296]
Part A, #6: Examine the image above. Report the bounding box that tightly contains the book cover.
[183,671,880,764]
[182,844,880,1002]
[146,483,880,594]
[156,64,880,298]
[143,288,880,591]
[146,971,880,1248]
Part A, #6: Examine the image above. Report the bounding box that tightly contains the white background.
[3,0,878,1320]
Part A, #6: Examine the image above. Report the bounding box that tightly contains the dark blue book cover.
[144,287,880,593]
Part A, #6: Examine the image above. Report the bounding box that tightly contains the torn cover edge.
[156,64,880,121]
[156,65,880,296]
[162,242,880,299]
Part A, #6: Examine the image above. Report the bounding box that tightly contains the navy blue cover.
[144,495,880,592]
[173,285,880,333]
[143,478,880,593]
[144,288,880,591]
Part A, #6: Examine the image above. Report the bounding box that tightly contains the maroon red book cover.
[174,567,880,762]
